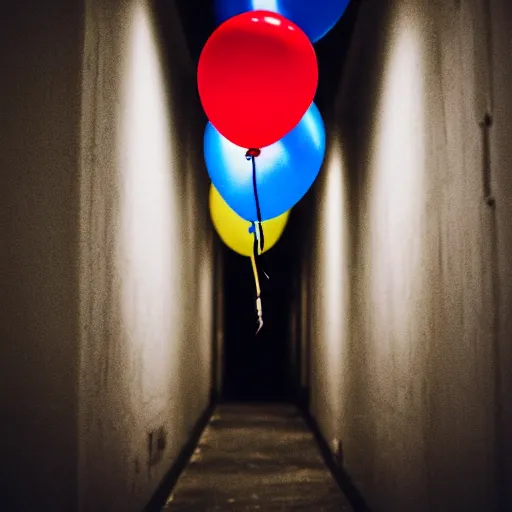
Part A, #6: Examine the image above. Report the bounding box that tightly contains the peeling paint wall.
[78,0,213,510]
[0,2,83,510]
[308,0,510,510]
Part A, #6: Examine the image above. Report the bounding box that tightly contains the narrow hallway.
[162,405,352,511]
[2,0,512,511]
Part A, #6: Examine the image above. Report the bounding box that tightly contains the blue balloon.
[213,0,351,43]
[204,102,326,222]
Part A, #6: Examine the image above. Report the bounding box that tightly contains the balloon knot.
[245,148,261,160]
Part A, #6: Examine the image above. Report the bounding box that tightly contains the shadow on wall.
[307,0,506,510]
[0,1,84,510]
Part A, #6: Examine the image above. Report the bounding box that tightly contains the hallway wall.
[489,1,512,507]
[307,0,510,510]
[0,1,214,510]
[0,2,83,510]
[78,0,214,511]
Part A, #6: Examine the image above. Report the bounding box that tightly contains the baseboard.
[300,408,372,512]
[144,400,216,512]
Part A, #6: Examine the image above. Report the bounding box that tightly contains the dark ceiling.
[174,0,362,117]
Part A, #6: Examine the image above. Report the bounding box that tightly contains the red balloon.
[197,10,318,149]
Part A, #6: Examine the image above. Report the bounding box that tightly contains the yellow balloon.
[209,185,290,257]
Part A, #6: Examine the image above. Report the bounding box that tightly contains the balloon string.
[251,220,270,281]
[253,220,259,258]
[250,251,261,297]
[250,249,263,334]
[251,155,265,253]
[247,149,264,334]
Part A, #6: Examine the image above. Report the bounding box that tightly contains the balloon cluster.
[198,1,351,331]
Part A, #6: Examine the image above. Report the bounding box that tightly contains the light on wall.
[118,1,180,414]
[367,9,425,354]
[312,131,349,426]
[320,135,347,350]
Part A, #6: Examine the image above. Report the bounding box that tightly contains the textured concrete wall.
[308,0,509,510]
[0,2,83,510]
[78,0,213,510]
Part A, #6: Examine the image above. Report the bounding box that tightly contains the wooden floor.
[162,404,353,511]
